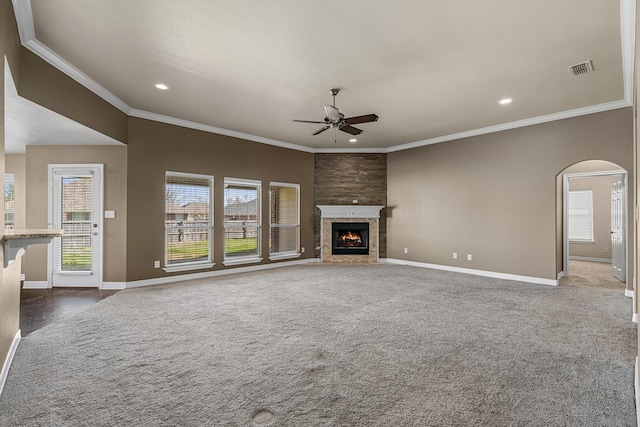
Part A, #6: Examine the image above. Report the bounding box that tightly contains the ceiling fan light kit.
[293,88,379,142]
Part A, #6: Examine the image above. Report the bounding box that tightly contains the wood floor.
[20,288,119,336]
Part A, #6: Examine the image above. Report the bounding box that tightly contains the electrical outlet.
[154,260,160,268]
[404,248,408,254]
[604,247,609,253]
[301,247,305,253]
[453,252,458,259]
[352,199,358,204]
[467,254,473,261]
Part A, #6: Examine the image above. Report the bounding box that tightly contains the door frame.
[47,164,104,288]
[562,169,628,280]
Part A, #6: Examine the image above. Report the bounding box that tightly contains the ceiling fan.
[293,89,379,140]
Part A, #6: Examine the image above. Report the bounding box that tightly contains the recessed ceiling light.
[155,83,169,90]
[349,138,357,143]
[499,98,512,105]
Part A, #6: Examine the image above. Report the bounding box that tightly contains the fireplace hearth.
[332,222,369,255]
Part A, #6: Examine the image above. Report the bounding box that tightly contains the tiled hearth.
[317,205,384,263]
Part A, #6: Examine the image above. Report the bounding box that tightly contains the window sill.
[269,252,302,261]
[223,256,263,267]
[569,240,595,244]
[163,262,215,273]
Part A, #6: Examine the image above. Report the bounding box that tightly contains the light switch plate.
[104,210,116,219]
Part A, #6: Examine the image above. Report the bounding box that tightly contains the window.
[269,182,300,259]
[568,190,594,242]
[165,172,214,272]
[224,178,261,265]
[4,173,14,229]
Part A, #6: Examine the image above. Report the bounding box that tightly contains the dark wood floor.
[20,288,119,336]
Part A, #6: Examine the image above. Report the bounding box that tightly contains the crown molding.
[129,109,315,153]
[10,0,636,155]
[386,99,631,153]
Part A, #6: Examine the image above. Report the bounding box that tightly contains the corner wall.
[387,108,633,281]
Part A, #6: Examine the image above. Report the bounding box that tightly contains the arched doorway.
[558,160,628,284]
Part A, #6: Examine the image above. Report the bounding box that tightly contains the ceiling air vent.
[568,60,594,76]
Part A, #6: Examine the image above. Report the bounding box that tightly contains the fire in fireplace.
[332,222,369,255]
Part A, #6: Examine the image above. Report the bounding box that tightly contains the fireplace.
[332,222,369,255]
[317,205,384,263]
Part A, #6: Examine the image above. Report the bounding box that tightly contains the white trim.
[127,258,319,288]
[222,256,263,267]
[636,358,640,427]
[269,252,301,261]
[22,281,49,289]
[382,258,558,286]
[0,330,21,398]
[224,177,262,187]
[130,109,314,153]
[387,100,631,153]
[163,262,215,273]
[317,205,385,219]
[101,281,126,290]
[620,0,636,104]
[634,313,638,324]
[557,271,564,281]
[625,289,633,298]
[568,256,612,263]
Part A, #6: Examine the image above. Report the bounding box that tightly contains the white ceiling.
[6,0,635,153]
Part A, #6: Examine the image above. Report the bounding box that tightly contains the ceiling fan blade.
[293,119,325,124]
[312,126,330,135]
[339,125,363,135]
[343,114,379,125]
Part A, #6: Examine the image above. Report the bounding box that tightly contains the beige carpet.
[0,263,636,426]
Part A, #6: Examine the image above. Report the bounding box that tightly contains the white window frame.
[568,189,594,243]
[164,171,215,273]
[269,182,301,260]
[223,177,263,266]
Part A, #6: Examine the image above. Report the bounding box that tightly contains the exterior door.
[49,165,103,288]
[611,174,625,282]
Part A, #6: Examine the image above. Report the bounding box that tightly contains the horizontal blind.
[165,172,213,266]
[224,179,260,258]
[4,173,14,230]
[568,190,593,241]
[270,183,299,254]
[59,175,92,272]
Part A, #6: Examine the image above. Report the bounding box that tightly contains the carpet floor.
[0,263,636,426]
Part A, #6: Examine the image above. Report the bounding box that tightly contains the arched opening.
[556,160,629,287]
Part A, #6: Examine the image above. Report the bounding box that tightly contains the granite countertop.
[4,229,64,239]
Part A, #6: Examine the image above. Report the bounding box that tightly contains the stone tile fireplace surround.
[317,205,385,263]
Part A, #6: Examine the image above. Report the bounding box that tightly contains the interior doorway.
[48,164,104,288]
[562,167,627,283]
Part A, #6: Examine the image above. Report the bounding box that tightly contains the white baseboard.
[22,281,48,289]
[0,330,21,399]
[626,289,634,298]
[568,256,612,263]
[633,313,638,324]
[381,258,558,286]
[557,271,565,280]
[102,282,126,290]
[633,357,640,427]
[127,258,320,289]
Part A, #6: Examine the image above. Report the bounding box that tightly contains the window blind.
[165,172,213,267]
[568,190,594,242]
[58,175,93,272]
[270,183,299,254]
[224,178,261,258]
[4,173,14,230]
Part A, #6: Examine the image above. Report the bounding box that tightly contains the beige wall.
[568,175,617,261]
[6,154,25,229]
[22,145,127,283]
[0,0,22,381]
[17,49,128,144]
[387,108,633,281]
[126,117,315,282]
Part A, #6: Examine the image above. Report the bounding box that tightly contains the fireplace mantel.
[317,205,384,219]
